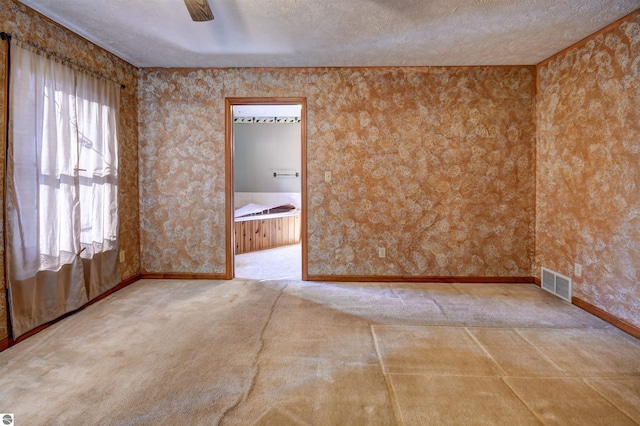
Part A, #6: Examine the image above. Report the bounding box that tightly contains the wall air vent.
[541,267,572,302]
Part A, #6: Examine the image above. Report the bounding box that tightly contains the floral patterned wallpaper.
[139,66,536,277]
[0,0,141,341]
[536,11,640,329]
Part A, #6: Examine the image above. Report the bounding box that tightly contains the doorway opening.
[225,98,307,280]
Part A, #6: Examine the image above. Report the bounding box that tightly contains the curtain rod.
[1,32,126,89]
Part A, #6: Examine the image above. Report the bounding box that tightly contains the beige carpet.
[1,244,639,425]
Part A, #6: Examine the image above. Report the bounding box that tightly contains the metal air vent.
[541,267,572,302]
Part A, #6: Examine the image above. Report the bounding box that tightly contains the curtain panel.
[6,39,120,338]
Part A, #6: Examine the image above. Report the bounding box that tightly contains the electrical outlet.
[324,171,332,182]
[574,263,582,277]
[119,250,125,263]
[378,247,386,258]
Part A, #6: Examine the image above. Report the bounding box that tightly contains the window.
[6,38,120,337]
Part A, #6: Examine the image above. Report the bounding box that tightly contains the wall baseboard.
[140,273,228,280]
[1,273,142,352]
[306,275,536,283]
[572,297,640,340]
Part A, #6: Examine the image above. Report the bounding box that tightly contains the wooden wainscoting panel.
[234,213,301,255]
[274,217,283,247]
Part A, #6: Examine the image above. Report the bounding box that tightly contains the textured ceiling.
[17,0,640,68]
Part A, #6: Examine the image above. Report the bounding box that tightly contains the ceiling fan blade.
[184,0,214,22]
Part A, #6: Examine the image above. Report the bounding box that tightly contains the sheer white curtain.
[6,38,120,337]
[75,71,120,299]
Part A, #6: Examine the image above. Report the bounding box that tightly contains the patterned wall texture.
[0,0,141,341]
[536,11,640,329]
[139,66,536,277]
